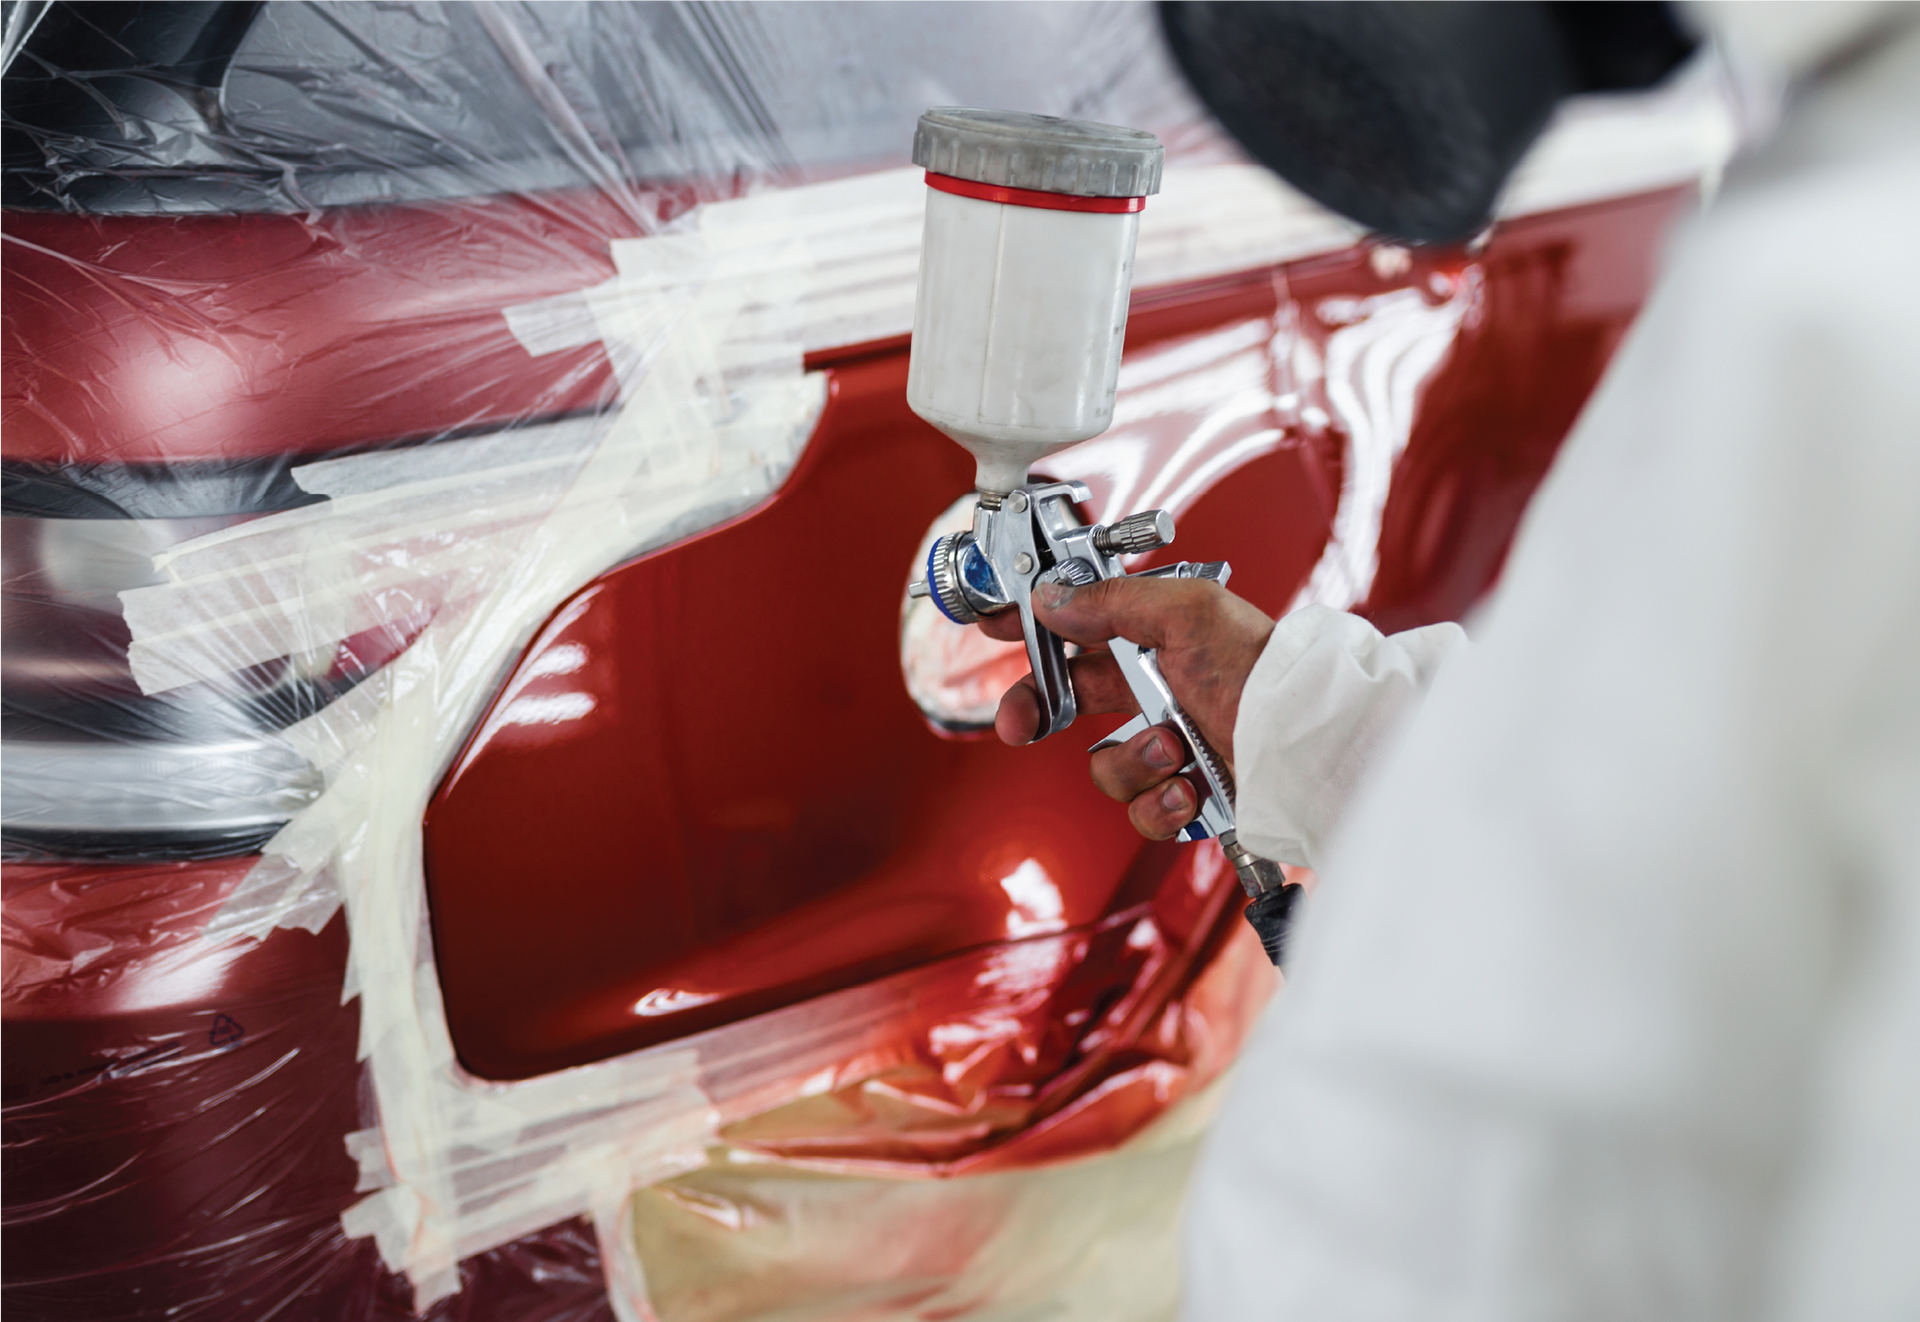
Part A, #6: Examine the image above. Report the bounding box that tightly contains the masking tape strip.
[496,83,1733,368]
[108,186,831,1305]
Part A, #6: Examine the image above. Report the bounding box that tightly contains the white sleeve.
[1231,605,1466,869]
[1184,52,1920,1322]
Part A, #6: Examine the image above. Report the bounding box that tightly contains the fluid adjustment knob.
[1093,509,1176,556]
[916,531,1012,625]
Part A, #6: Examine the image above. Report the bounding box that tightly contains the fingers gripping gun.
[911,483,1301,965]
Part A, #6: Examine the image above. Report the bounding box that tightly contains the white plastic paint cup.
[905,110,1163,496]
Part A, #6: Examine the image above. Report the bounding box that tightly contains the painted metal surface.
[4,185,1682,1315]
[424,188,1686,1082]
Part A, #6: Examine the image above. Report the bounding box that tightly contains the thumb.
[1031,574,1217,650]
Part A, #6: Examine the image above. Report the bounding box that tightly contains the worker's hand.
[980,576,1274,840]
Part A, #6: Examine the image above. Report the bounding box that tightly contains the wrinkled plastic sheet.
[1,2,1740,1318]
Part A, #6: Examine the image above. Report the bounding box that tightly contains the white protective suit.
[1187,6,1920,1320]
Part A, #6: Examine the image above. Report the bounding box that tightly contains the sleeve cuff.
[1231,607,1466,868]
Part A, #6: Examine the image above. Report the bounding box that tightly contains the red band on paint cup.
[923,171,1147,214]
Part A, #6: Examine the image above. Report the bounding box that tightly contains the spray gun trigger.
[1089,710,1204,783]
[1089,712,1152,754]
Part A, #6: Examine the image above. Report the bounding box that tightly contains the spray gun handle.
[1089,622,1301,966]
[1019,611,1078,739]
[1034,490,1302,961]
[996,485,1085,739]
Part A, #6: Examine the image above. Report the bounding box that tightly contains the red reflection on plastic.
[2,858,622,1319]
[1,192,634,465]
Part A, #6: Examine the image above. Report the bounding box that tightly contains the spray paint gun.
[902,109,1300,965]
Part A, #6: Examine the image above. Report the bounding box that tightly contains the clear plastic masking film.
[2,3,1737,1318]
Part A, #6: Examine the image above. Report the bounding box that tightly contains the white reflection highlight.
[999,858,1067,938]
[931,936,1076,1082]
[454,592,605,775]
[1290,278,1477,612]
[500,692,597,726]
[633,988,718,1017]
[1053,319,1281,524]
[1152,425,1284,521]
[523,643,588,679]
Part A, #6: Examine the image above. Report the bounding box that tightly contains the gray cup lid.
[913,108,1163,199]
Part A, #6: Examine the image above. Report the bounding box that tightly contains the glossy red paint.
[697,856,1273,1172]
[1363,188,1687,631]
[424,188,1689,1084]
[422,349,1331,1080]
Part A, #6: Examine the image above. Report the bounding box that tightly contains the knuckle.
[1191,581,1226,620]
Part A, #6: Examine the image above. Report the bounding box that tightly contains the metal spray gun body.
[910,483,1300,964]
[904,108,1299,964]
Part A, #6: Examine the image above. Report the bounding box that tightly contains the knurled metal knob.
[927,532,981,625]
[1093,509,1175,556]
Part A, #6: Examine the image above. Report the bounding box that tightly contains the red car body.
[2,3,1701,1316]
